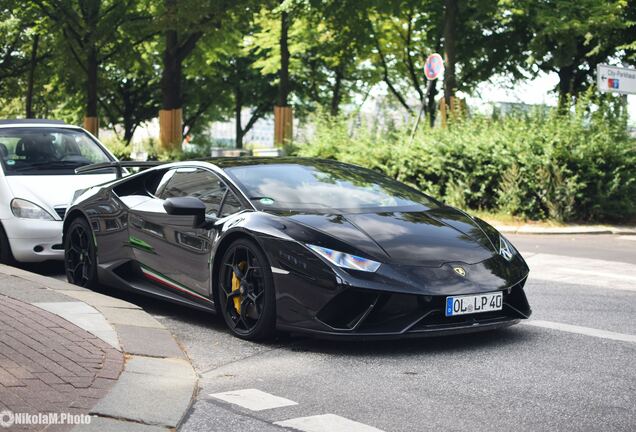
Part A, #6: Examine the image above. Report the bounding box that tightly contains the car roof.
[0,119,80,129]
[206,157,344,169]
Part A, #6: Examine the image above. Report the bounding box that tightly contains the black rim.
[220,245,265,335]
[65,224,93,285]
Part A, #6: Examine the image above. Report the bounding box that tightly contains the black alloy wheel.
[64,218,98,288]
[218,238,276,341]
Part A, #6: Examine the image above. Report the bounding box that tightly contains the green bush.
[293,94,636,223]
[100,136,132,161]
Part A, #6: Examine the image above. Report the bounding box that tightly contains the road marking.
[523,253,636,292]
[619,236,636,241]
[557,268,636,283]
[209,388,298,411]
[522,320,636,344]
[275,414,385,432]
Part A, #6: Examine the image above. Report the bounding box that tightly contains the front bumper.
[263,235,532,340]
[1,217,64,262]
[280,317,522,340]
[279,280,531,339]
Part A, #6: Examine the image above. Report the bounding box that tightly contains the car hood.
[5,174,116,216]
[285,207,498,267]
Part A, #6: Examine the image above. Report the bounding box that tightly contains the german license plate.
[445,292,503,317]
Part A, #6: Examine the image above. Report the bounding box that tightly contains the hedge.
[293,94,636,223]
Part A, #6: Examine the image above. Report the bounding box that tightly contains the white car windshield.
[0,127,112,176]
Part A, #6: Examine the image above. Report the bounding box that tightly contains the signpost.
[410,54,444,142]
[597,64,636,95]
[424,53,444,81]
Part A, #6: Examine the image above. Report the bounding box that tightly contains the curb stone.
[0,263,198,431]
[492,224,636,235]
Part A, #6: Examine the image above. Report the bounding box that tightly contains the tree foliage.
[0,0,633,145]
[522,0,634,101]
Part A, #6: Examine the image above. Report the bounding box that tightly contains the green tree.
[251,0,377,117]
[212,50,277,148]
[0,1,53,118]
[99,39,161,143]
[370,0,530,124]
[180,10,278,148]
[298,0,377,115]
[522,0,632,102]
[370,0,442,118]
[32,0,153,134]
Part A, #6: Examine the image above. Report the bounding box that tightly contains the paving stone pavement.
[0,264,198,431]
[0,295,123,431]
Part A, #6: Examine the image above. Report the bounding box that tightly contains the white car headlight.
[11,199,55,220]
[307,244,381,272]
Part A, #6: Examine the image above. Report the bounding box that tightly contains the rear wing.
[75,161,165,179]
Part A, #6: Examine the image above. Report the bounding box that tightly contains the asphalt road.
[28,234,636,432]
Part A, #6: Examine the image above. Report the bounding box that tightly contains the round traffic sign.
[424,53,444,80]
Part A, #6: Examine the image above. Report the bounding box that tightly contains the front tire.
[64,218,99,289]
[217,238,276,341]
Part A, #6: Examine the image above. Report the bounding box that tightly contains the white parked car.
[0,119,118,263]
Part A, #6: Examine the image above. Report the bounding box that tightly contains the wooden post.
[83,116,99,136]
[274,106,293,146]
[439,98,447,128]
[438,96,464,128]
[159,108,182,151]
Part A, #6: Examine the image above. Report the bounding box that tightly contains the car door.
[128,167,229,301]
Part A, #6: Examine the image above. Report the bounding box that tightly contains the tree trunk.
[330,65,343,116]
[443,0,458,106]
[162,29,182,110]
[86,46,98,118]
[427,78,438,127]
[235,84,243,149]
[557,66,574,109]
[123,88,135,143]
[123,124,135,143]
[25,34,39,119]
[84,44,99,136]
[278,5,290,107]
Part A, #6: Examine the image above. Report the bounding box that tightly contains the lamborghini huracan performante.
[63,158,531,340]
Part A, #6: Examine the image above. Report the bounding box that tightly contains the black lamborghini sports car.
[63,158,531,340]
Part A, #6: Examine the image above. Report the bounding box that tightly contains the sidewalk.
[489,222,636,235]
[0,296,122,431]
[0,265,197,432]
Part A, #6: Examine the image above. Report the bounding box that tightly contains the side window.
[153,169,176,197]
[220,191,243,217]
[159,168,226,216]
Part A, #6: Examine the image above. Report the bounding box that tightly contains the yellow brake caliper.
[231,262,246,313]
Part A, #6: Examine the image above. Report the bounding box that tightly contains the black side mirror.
[163,197,206,228]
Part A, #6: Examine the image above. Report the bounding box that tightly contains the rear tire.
[64,217,99,289]
[217,238,276,341]
[0,223,16,265]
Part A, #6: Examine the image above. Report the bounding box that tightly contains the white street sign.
[597,64,636,95]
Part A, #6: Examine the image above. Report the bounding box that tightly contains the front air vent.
[316,289,381,330]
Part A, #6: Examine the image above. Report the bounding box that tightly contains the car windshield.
[225,161,440,213]
[0,127,112,175]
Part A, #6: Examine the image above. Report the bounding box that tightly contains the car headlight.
[11,199,55,220]
[499,235,516,261]
[306,244,381,272]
